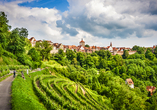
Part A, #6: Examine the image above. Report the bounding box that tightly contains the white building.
[125,78,134,89]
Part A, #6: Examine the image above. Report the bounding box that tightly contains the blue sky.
[18,0,69,12]
[0,0,157,47]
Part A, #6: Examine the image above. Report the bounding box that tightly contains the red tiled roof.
[92,46,96,49]
[126,78,134,84]
[153,45,156,49]
[29,37,36,41]
[36,40,42,42]
[80,40,85,43]
[146,86,156,95]
[107,46,110,49]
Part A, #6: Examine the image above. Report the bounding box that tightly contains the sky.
[0,0,157,47]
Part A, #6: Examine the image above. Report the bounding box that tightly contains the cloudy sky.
[0,0,157,47]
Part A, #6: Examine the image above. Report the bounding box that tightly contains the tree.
[71,58,77,65]
[122,50,129,59]
[99,59,108,69]
[77,52,85,67]
[84,55,95,69]
[91,52,97,56]
[85,44,90,47]
[19,27,28,38]
[0,44,3,57]
[28,48,40,62]
[132,45,139,51]
[145,49,155,60]
[132,45,145,54]
[13,27,28,38]
[154,46,157,58]
[7,29,26,55]
[137,47,145,54]
[35,40,53,60]
[98,50,107,59]
[66,49,76,61]
[54,49,65,64]
[106,50,112,58]
[93,56,99,68]
[0,12,11,49]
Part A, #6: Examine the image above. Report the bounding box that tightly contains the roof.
[36,40,42,42]
[126,78,134,84]
[29,37,36,42]
[80,39,85,43]
[146,86,156,95]
[153,45,156,49]
[46,40,53,43]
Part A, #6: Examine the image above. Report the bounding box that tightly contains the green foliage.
[7,28,26,55]
[127,53,145,60]
[0,44,3,57]
[132,45,145,54]
[12,72,47,110]
[154,46,157,58]
[84,55,95,69]
[77,52,85,67]
[28,48,41,62]
[0,12,11,49]
[122,50,129,59]
[3,50,17,59]
[35,40,53,61]
[0,56,20,65]
[66,49,76,61]
[145,49,155,60]
[85,44,90,47]
[99,59,108,69]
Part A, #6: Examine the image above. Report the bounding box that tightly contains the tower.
[80,38,85,47]
[110,42,112,47]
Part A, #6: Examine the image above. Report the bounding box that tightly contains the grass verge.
[11,71,47,110]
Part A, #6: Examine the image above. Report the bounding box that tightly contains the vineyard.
[33,74,109,110]
[0,65,29,80]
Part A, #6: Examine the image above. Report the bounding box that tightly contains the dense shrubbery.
[49,46,157,109]
[0,11,43,69]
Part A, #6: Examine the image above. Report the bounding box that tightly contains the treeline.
[0,12,43,69]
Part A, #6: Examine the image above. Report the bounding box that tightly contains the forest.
[1,11,157,109]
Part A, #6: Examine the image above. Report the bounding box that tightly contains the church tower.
[80,38,85,47]
[110,42,112,47]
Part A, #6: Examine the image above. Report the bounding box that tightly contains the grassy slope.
[0,56,20,65]
[11,60,111,109]
[11,71,46,110]
[0,56,21,82]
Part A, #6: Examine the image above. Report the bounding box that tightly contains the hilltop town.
[29,37,138,55]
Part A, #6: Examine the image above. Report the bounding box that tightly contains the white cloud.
[0,0,157,47]
[0,1,62,41]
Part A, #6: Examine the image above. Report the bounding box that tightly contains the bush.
[3,50,17,59]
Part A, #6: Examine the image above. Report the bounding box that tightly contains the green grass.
[0,56,20,65]
[11,72,47,110]
[42,60,66,68]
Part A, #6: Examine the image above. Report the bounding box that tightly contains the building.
[28,37,137,55]
[125,78,134,88]
[80,38,85,47]
[146,86,156,95]
[29,37,36,47]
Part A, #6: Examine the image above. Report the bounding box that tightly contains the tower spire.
[110,42,112,47]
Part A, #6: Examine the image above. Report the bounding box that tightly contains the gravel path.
[0,75,14,110]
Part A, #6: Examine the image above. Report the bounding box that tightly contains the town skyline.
[1,0,157,47]
[29,36,156,48]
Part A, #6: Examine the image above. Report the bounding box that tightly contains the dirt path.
[0,75,14,110]
[80,85,86,95]
[75,84,78,93]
